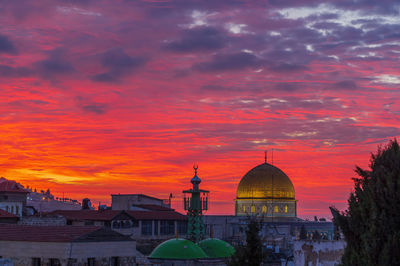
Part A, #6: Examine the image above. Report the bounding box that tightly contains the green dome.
[149,238,208,260]
[198,238,235,258]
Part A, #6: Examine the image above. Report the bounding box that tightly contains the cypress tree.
[229,218,262,266]
[299,224,307,240]
[333,139,400,265]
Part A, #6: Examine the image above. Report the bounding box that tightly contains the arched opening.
[274,205,279,213]
[251,205,255,213]
[262,205,267,213]
[284,205,288,213]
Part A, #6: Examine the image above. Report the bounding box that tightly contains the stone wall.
[0,240,142,266]
[19,216,66,226]
[293,240,346,266]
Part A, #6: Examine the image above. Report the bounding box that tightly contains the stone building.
[294,240,346,266]
[0,177,29,217]
[0,224,141,266]
[43,207,188,240]
[111,194,171,211]
[0,209,18,224]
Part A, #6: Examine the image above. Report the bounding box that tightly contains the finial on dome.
[193,164,198,175]
[264,150,267,164]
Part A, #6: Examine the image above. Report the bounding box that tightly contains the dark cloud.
[34,49,75,79]
[193,52,264,72]
[332,80,358,90]
[92,49,147,82]
[274,82,301,91]
[0,34,17,54]
[81,103,108,114]
[269,62,308,72]
[75,96,107,114]
[0,65,31,78]
[165,27,227,53]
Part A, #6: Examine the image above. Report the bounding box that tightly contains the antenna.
[272,149,274,165]
[265,150,267,163]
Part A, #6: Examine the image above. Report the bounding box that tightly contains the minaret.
[183,165,209,242]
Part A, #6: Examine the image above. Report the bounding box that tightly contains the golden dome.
[236,163,295,199]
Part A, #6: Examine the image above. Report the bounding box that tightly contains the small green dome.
[149,238,208,260]
[198,238,235,258]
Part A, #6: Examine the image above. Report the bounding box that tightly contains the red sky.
[1,0,400,219]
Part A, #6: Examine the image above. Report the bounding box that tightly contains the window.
[11,206,14,214]
[5,206,9,212]
[111,257,119,266]
[154,220,158,235]
[262,205,267,213]
[87,258,95,266]
[141,220,152,235]
[32,258,41,266]
[132,220,139,227]
[284,205,288,213]
[251,205,255,213]
[160,220,175,235]
[274,206,279,213]
[84,221,94,226]
[16,205,19,215]
[178,221,187,235]
[49,259,61,266]
[243,206,246,212]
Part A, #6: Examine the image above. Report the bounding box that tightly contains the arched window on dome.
[251,205,255,213]
[262,205,267,213]
[274,205,279,213]
[284,205,288,213]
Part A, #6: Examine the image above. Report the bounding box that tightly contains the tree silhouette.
[229,218,262,266]
[333,140,400,265]
[299,224,307,240]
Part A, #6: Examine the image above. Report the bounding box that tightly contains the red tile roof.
[0,209,18,218]
[0,177,29,193]
[132,204,174,211]
[48,209,187,221]
[0,224,101,242]
[48,210,122,221]
[127,210,187,221]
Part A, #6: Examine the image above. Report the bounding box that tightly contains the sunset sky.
[1,0,400,219]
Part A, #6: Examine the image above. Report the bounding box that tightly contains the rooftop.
[0,209,18,218]
[47,209,187,221]
[0,224,133,242]
[0,177,29,193]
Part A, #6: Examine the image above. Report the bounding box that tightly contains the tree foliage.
[299,224,307,240]
[333,139,400,265]
[229,218,262,266]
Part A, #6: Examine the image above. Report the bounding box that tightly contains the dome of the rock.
[235,162,297,218]
[236,163,295,199]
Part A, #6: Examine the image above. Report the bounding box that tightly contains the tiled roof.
[48,209,187,221]
[127,210,187,221]
[0,177,29,193]
[0,209,18,218]
[48,210,122,221]
[132,204,174,211]
[0,224,101,242]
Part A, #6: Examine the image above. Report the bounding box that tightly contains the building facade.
[0,224,141,266]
